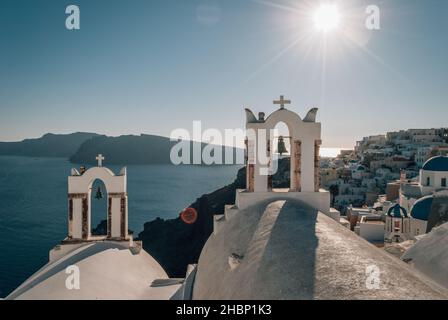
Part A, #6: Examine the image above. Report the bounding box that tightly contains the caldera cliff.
[137,158,290,277]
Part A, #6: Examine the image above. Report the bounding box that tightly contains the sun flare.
[313,4,341,32]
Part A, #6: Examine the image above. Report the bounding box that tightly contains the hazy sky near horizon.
[1,0,447,148]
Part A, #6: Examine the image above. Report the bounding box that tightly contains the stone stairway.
[213,204,240,235]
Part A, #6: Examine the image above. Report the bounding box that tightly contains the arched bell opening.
[89,179,108,238]
[269,122,293,190]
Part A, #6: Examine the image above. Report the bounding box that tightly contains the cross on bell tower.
[273,95,291,109]
[96,154,105,167]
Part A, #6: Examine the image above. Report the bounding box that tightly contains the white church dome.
[193,199,448,300]
[7,241,182,300]
[402,222,448,289]
[7,159,187,300]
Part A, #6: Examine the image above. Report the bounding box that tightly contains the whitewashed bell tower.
[213,96,335,237]
[67,155,129,241]
[236,96,330,213]
[245,96,322,193]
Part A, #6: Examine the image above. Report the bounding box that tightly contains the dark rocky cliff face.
[137,158,291,277]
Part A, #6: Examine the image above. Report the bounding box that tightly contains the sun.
[313,4,341,32]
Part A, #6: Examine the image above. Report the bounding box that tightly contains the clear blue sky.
[1,0,447,148]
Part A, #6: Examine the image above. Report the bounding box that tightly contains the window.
[442,178,447,187]
[427,177,431,186]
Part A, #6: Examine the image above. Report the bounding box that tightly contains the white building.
[420,156,448,191]
[387,130,410,144]
[376,167,392,179]
[352,165,370,180]
[346,206,375,231]
[359,215,385,243]
[409,129,442,144]
[385,204,411,243]
[361,178,377,190]
[396,156,448,240]
[334,194,365,207]
[415,146,435,168]
[400,156,448,212]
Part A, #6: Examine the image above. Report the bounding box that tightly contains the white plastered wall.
[68,167,127,240]
[246,108,321,193]
[420,169,448,193]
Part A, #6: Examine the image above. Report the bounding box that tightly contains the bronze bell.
[95,187,103,200]
[276,136,288,156]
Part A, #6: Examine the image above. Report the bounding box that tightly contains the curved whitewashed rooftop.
[6,241,182,300]
[193,200,448,300]
[402,223,448,289]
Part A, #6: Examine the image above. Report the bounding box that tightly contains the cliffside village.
[321,128,448,252]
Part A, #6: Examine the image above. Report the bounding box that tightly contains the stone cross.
[273,95,291,109]
[96,154,105,167]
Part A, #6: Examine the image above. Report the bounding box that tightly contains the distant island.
[70,134,178,165]
[0,132,100,158]
[0,133,242,165]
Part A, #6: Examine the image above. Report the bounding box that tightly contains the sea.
[0,156,241,298]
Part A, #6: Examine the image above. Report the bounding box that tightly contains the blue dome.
[422,156,448,172]
[387,204,408,218]
[357,165,366,171]
[410,196,434,221]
